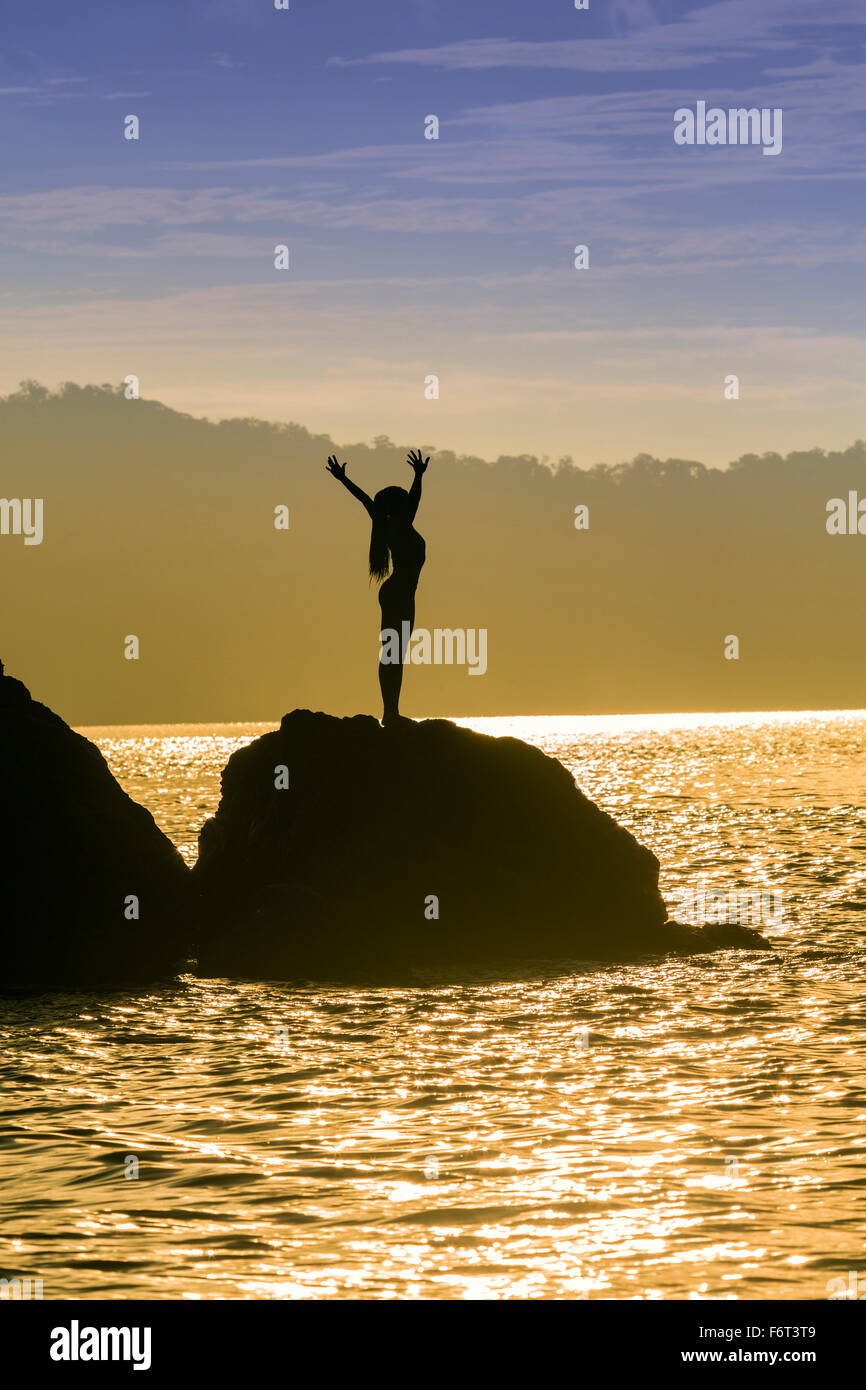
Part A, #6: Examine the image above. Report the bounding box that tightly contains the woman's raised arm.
[325,455,374,516]
[406,448,429,521]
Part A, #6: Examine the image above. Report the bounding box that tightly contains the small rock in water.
[0,667,192,992]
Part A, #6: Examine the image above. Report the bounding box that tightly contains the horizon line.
[75,706,866,733]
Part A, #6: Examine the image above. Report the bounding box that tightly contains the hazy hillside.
[1,381,863,723]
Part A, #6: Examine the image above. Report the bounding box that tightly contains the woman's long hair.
[369,486,409,582]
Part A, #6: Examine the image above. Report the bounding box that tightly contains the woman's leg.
[378,650,402,725]
[378,600,414,724]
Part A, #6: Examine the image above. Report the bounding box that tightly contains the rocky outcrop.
[0,664,192,991]
[193,711,769,980]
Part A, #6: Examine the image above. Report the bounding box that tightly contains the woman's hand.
[407,449,430,474]
[326,454,348,481]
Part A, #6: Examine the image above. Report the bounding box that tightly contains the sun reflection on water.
[1,711,863,1299]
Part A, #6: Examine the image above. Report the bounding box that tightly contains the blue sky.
[1,0,864,465]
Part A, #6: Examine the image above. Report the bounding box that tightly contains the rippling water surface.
[2,712,865,1300]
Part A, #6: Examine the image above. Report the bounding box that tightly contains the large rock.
[0,665,191,991]
[194,711,769,979]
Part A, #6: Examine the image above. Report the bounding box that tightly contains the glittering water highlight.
[2,711,864,1300]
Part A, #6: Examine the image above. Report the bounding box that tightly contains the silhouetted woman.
[326,448,429,725]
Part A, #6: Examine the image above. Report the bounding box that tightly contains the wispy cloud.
[329,0,865,73]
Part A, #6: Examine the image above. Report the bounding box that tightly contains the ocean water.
[2,711,865,1301]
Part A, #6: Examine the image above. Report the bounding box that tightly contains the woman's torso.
[386,525,425,586]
